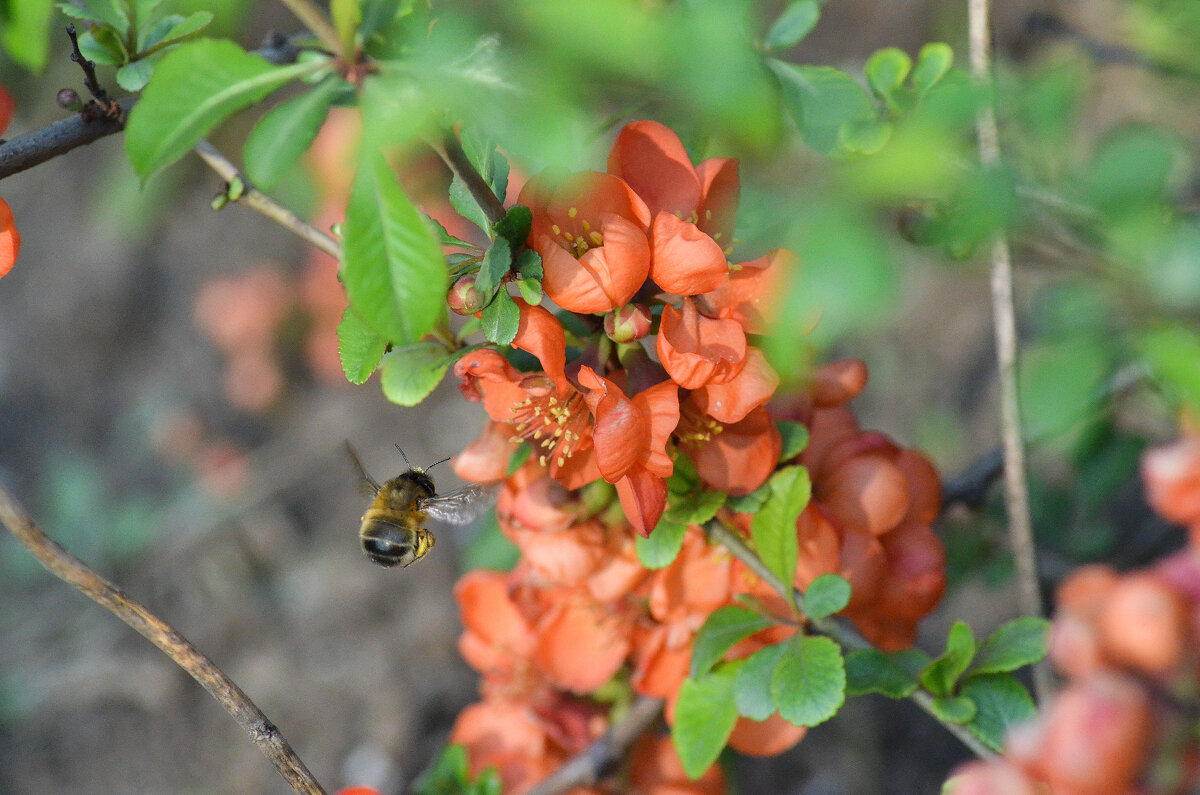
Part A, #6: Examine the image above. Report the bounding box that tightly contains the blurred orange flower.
[0,196,19,279]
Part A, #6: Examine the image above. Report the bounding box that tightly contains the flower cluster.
[947,430,1200,794]
[440,120,946,791]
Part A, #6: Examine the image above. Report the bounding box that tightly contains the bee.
[347,443,492,568]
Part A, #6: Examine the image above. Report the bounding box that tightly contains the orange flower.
[628,733,727,794]
[1142,432,1200,532]
[534,594,634,692]
[607,120,737,296]
[691,346,779,425]
[0,196,20,279]
[697,248,793,334]
[577,368,679,535]
[451,699,559,792]
[455,571,537,687]
[676,400,781,496]
[727,712,807,757]
[454,419,521,484]
[656,297,747,390]
[521,171,651,313]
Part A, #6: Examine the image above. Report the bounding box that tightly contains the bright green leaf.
[865,47,912,104]
[728,481,770,513]
[911,42,953,94]
[516,278,543,305]
[931,695,977,724]
[380,343,452,406]
[635,517,687,569]
[801,573,850,619]
[515,249,542,280]
[1018,337,1109,440]
[777,420,809,461]
[331,0,360,53]
[360,0,403,39]
[751,466,811,606]
[770,61,876,156]
[77,27,126,65]
[920,621,976,697]
[1138,325,1200,411]
[669,489,726,527]
[734,642,786,720]
[125,39,319,180]
[844,648,920,698]
[3,0,53,70]
[474,237,511,298]
[338,309,389,385]
[494,205,532,249]
[116,59,157,91]
[342,151,448,344]
[140,11,214,53]
[970,617,1050,676]
[690,606,774,678]
[481,289,520,345]
[764,0,819,50]
[771,635,845,727]
[244,78,342,189]
[672,666,740,780]
[963,674,1037,752]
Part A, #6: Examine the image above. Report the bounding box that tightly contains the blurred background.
[2,0,1199,792]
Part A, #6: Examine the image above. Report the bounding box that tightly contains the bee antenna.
[427,456,452,471]
[394,444,411,466]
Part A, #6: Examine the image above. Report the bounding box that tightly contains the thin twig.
[526,696,664,795]
[65,24,116,113]
[706,520,996,760]
[968,0,1053,703]
[193,140,342,260]
[0,482,327,794]
[433,130,508,227]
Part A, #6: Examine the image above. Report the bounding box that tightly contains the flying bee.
[347,442,493,568]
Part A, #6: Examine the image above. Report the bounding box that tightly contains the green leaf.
[728,480,770,513]
[342,151,447,344]
[920,621,976,697]
[910,42,953,94]
[801,573,850,619]
[338,309,389,384]
[413,743,471,795]
[1018,337,1109,440]
[62,0,128,34]
[963,673,1037,752]
[672,666,740,780]
[140,11,214,53]
[751,466,811,606]
[734,642,786,720]
[78,28,126,65]
[930,695,977,724]
[125,40,320,180]
[843,648,920,698]
[763,0,819,50]
[690,606,774,678]
[116,59,157,92]
[360,0,403,39]
[331,0,360,53]
[494,205,532,249]
[4,0,55,70]
[635,517,687,569]
[515,249,542,280]
[970,617,1050,676]
[770,61,876,156]
[481,289,520,345]
[865,47,912,105]
[516,277,543,305]
[474,237,511,298]
[380,343,453,406]
[669,489,726,527]
[506,444,532,477]
[244,78,342,189]
[771,635,845,727]
[777,420,809,461]
[1138,325,1200,412]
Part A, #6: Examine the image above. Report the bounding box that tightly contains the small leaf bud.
[56,88,82,111]
[448,274,487,315]
[604,303,652,343]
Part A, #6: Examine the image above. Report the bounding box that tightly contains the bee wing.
[345,441,381,495]
[420,483,495,525]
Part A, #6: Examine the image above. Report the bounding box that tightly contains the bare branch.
[526,696,664,795]
[968,0,1053,703]
[0,482,327,795]
[194,140,342,260]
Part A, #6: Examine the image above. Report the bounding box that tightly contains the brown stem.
[968,0,1053,703]
[193,140,342,260]
[525,696,664,795]
[65,24,114,108]
[433,130,508,227]
[0,483,327,794]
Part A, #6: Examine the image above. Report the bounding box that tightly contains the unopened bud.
[604,303,652,343]
[447,274,487,315]
[57,88,82,111]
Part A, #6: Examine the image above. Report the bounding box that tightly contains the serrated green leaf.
[514,249,542,280]
[342,151,447,345]
[751,466,811,607]
[126,40,320,180]
[244,78,342,189]
[844,648,920,698]
[931,695,977,724]
[690,606,774,678]
[777,420,809,461]
[970,617,1050,676]
[413,743,471,794]
[380,343,452,406]
[494,205,531,249]
[670,489,726,527]
[770,61,876,156]
[801,573,850,619]
[516,277,543,305]
[63,0,128,34]
[77,27,125,65]
[728,480,770,513]
[635,517,687,569]
[140,11,213,53]
[474,237,511,297]
[734,642,786,720]
[911,42,953,94]
[338,309,389,384]
[481,289,520,345]
[771,635,845,727]
[449,173,493,236]
[920,621,976,697]
[672,666,740,780]
[865,47,912,105]
[116,59,157,92]
[963,674,1037,752]
[764,0,819,50]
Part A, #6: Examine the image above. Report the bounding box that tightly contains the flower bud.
[448,275,487,315]
[603,303,652,343]
[56,88,82,111]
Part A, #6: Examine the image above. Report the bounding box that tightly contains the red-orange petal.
[697,248,792,334]
[632,379,680,478]
[607,120,701,217]
[727,712,807,757]
[656,298,747,390]
[513,298,566,379]
[0,197,21,279]
[535,599,631,692]
[695,156,739,239]
[819,453,910,537]
[578,366,643,480]
[692,347,778,424]
[649,213,729,296]
[454,570,537,657]
[616,468,669,535]
[685,405,780,496]
[453,420,519,484]
[535,214,651,314]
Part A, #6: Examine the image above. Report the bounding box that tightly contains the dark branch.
[437,129,508,226]
[941,446,1004,510]
[65,24,114,108]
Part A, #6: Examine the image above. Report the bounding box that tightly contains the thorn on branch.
[65,24,121,122]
